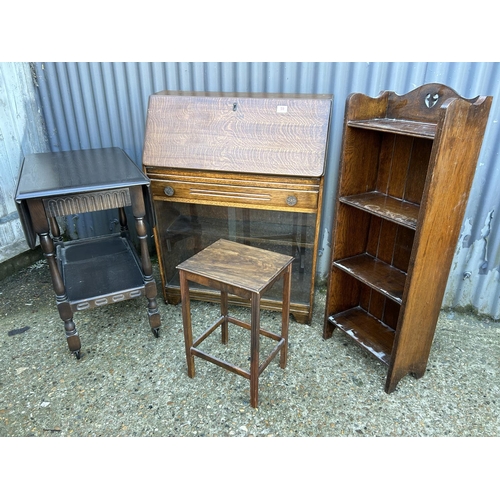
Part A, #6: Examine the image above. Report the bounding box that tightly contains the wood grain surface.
[143,92,332,176]
[176,238,294,293]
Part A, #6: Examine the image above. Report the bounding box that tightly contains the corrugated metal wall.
[5,62,500,318]
[0,62,49,264]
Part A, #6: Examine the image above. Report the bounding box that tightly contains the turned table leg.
[28,199,81,357]
[130,186,161,337]
[40,231,81,357]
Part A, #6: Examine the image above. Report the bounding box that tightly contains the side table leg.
[179,270,195,378]
[250,292,260,408]
[280,264,292,369]
[221,290,229,344]
[145,280,161,338]
[118,207,128,232]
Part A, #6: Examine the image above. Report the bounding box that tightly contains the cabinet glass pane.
[154,201,316,306]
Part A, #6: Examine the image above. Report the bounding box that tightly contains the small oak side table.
[177,238,293,408]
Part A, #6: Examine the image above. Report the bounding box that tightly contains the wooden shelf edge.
[348,118,436,139]
[328,307,394,365]
[340,191,419,229]
[333,254,405,304]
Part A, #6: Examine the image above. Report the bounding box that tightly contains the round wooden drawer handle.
[286,195,298,206]
[163,186,175,197]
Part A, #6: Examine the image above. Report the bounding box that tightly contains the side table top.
[176,238,294,293]
[15,147,149,201]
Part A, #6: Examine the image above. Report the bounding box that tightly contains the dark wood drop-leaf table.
[14,147,161,359]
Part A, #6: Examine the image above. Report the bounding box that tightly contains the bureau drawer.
[147,169,322,212]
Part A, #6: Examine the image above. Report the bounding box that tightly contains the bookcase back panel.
[392,226,414,272]
[359,284,400,330]
[332,204,372,259]
[366,217,414,273]
[327,267,362,312]
[326,267,401,331]
[377,134,432,204]
[341,128,432,208]
[404,138,433,203]
[378,134,414,198]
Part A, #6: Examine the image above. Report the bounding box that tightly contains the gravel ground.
[0,260,500,498]
[0,257,498,439]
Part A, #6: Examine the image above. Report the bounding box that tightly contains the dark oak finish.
[143,91,332,324]
[323,84,492,393]
[14,148,161,358]
[333,254,407,303]
[340,192,419,230]
[177,239,293,408]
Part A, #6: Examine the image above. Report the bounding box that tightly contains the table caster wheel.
[152,327,160,338]
[74,350,81,360]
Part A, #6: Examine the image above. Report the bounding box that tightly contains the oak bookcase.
[323,83,492,392]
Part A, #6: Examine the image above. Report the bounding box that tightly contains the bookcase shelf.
[333,254,406,304]
[348,118,437,139]
[340,192,419,229]
[328,307,395,365]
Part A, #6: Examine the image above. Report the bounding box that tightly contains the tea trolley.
[15,147,161,358]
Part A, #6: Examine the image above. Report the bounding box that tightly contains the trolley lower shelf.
[57,234,146,312]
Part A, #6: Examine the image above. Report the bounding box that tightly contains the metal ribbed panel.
[0,62,49,263]
[27,62,500,317]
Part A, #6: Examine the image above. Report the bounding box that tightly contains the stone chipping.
[0,258,498,438]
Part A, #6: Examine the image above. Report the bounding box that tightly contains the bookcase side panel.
[387,97,493,391]
[339,128,380,196]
